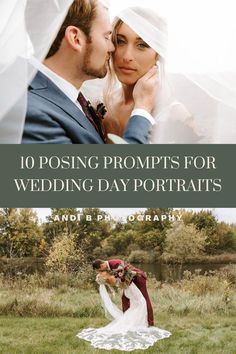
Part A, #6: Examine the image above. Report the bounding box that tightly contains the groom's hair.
[46,0,98,58]
[92,259,105,269]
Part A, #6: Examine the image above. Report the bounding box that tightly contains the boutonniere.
[96,102,107,120]
[87,101,107,142]
[87,101,107,121]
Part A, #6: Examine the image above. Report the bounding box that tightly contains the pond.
[139,263,230,282]
[0,258,232,281]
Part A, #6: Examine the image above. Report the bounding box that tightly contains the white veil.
[1,0,235,143]
[107,1,236,143]
[0,0,74,143]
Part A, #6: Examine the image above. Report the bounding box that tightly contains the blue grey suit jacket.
[22,71,152,144]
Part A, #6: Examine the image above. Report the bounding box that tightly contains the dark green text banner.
[0,145,235,207]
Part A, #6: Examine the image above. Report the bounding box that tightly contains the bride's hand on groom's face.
[133,66,159,114]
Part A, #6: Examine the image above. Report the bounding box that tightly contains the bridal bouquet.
[110,262,139,289]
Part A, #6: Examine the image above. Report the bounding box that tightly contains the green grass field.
[1,313,236,354]
[1,268,236,354]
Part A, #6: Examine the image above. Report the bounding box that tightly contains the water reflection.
[139,263,229,282]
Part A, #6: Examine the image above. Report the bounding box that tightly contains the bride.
[95,5,236,144]
[77,270,171,351]
[100,6,201,143]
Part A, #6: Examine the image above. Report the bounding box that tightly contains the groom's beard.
[82,43,108,79]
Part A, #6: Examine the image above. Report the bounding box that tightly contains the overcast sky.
[35,208,236,224]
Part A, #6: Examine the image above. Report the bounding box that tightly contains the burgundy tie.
[78,92,97,129]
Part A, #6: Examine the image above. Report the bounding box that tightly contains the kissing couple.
[23,0,201,145]
[77,258,171,351]
[1,0,236,143]
[23,0,159,144]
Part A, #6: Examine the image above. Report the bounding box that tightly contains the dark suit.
[108,259,154,326]
[22,71,152,144]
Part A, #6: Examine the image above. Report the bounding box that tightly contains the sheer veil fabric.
[109,3,236,143]
[0,0,74,143]
[77,283,171,351]
[0,0,235,143]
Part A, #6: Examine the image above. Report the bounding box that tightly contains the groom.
[22,0,157,144]
[93,258,154,326]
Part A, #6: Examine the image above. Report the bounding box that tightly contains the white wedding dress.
[77,283,171,351]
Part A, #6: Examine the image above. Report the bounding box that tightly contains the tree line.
[0,208,236,264]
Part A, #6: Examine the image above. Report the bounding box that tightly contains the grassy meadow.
[0,266,236,354]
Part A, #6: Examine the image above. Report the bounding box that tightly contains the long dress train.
[77,282,171,351]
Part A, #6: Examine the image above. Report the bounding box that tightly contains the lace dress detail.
[77,283,171,351]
